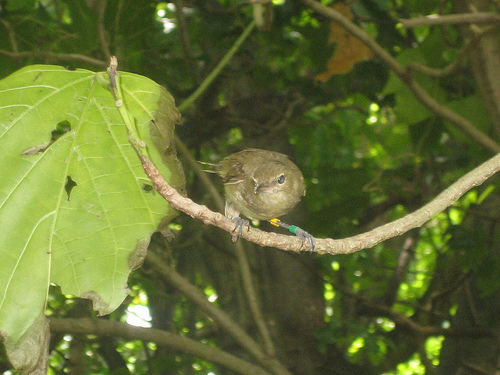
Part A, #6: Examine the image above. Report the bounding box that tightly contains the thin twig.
[97,0,111,61]
[178,20,256,112]
[0,50,107,67]
[360,302,494,338]
[401,12,500,28]
[429,270,473,305]
[0,20,18,54]
[174,136,224,210]
[173,0,200,84]
[174,0,192,56]
[234,241,276,357]
[407,24,497,77]
[407,40,473,77]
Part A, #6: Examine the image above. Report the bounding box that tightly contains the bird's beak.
[254,182,273,194]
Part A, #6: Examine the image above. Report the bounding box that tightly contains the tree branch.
[139,150,500,254]
[407,36,475,77]
[301,0,500,154]
[233,240,276,357]
[49,317,271,375]
[400,12,500,28]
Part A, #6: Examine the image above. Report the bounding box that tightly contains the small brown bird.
[217,148,315,251]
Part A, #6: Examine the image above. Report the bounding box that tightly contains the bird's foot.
[269,218,315,253]
[230,217,250,242]
[293,227,316,253]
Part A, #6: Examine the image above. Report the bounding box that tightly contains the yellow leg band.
[269,218,281,227]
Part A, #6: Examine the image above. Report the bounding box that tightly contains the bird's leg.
[224,201,250,242]
[230,216,250,242]
[269,218,315,253]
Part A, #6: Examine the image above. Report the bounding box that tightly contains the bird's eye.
[277,175,285,184]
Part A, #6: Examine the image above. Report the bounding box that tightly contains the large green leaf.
[0,65,184,371]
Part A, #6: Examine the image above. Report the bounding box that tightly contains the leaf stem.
[107,56,148,157]
[178,20,256,113]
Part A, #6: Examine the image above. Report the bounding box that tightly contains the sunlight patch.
[126,305,152,328]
